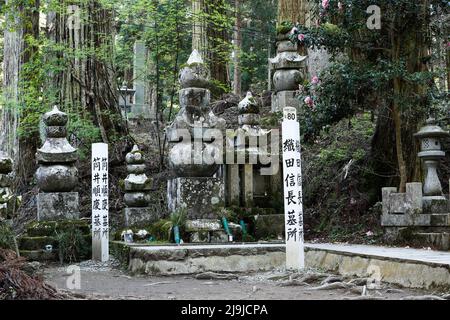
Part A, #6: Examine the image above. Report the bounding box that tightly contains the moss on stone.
[19,236,57,251]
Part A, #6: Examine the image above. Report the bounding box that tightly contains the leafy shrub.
[55,227,89,264]
[0,223,15,250]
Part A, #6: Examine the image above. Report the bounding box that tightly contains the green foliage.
[288,0,448,140]
[148,220,172,242]
[0,223,15,250]
[55,226,89,264]
[276,21,294,35]
[170,206,187,227]
[260,111,282,128]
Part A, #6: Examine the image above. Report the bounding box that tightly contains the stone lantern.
[414,117,449,201]
[118,83,136,117]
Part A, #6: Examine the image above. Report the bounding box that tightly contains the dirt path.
[41,260,439,300]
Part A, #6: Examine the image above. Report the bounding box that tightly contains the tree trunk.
[277,0,309,25]
[1,0,40,183]
[371,1,431,191]
[192,0,208,56]
[48,0,127,142]
[232,0,242,96]
[204,0,230,95]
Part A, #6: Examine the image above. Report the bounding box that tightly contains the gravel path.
[41,259,447,300]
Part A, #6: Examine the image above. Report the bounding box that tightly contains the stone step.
[381,213,450,227]
[123,242,450,289]
[20,250,57,262]
[25,219,90,237]
[415,232,450,251]
[18,236,58,251]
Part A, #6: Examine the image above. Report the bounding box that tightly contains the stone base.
[381,213,450,227]
[255,214,285,240]
[124,207,159,227]
[167,177,224,219]
[186,219,231,243]
[271,91,300,113]
[37,192,79,221]
[423,198,448,214]
[415,232,450,251]
[190,230,229,243]
[383,226,450,251]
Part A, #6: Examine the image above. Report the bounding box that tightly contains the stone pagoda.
[123,145,156,226]
[270,29,307,112]
[167,50,227,242]
[36,106,79,220]
[0,153,18,222]
[381,118,449,250]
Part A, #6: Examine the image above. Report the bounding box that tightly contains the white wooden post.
[91,143,109,262]
[282,107,305,270]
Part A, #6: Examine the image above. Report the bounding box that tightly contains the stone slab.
[271,91,300,113]
[416,233,450,251]
[37,192,79,221]
[167,177,224,219]
[382,213,450,227]
[185,219,222,232]
[304,243,450,289]
[423,198,449,214]
[124,207,159,227]
[124,242,450,288]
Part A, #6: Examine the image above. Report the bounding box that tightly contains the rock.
[401,295,445,300]
[186,219,222,232]
[238,92,260,115]
[0,156,13,173]
[195,272,238,280]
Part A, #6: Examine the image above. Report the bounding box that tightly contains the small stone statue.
[123,145,155,226]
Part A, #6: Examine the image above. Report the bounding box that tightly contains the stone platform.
[121,242,450,289]
[124,207,159,227]
[37,192,79,221]
[167,177,224,219]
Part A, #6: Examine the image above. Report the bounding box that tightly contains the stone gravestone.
[167,50,226,220]
[282,107,305,270]
[166,50,227,242]
[123,145,157,226]
[270,31,306,112]
[91,143,109,262]
[0,154,16,222]
[36,106,79,221]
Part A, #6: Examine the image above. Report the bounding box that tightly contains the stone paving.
[307,243,450,266]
